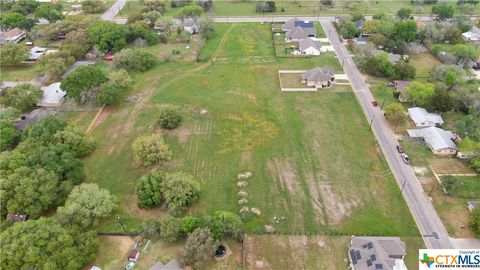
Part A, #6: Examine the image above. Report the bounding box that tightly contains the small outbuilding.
[128,250,140,262]
[182,18,198,34]
[26,46,47,62]
[462,26,480,44]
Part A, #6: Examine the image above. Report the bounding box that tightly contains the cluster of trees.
[355,49,416,80]
[0,1,65,31]
[0,116,95,217]
[136,169,200,215]
[255,1,276,13]
[61,65,134,105]
[431,44,479,67]
[140,211,244,267]
[81,0,107,14]
[0,83,42,112]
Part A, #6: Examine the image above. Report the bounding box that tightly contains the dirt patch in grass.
[431,158,475,175]
[165,126,192,145]
[240,151,253,166]
[93,107,112,131]
[86,236,135,270]
[413,166,429,176]
[304,171,326,226]
[318,183,360,225]
[267,159,304,226]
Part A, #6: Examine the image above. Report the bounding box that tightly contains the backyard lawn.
[82,23,418,239]
[1,65,41,82]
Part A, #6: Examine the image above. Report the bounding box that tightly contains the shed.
[128,250,140,262]
[37,82,66,107]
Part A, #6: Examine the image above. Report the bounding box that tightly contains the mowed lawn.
[83,23,418,237]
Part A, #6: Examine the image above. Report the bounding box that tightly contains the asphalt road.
[320,20,453,249]
[100,0,127,21]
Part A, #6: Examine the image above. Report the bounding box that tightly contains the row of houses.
[281,18,324,56]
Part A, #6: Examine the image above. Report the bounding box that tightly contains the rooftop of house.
[302,67,335,82]
[349,236,407,270]
[354,36,369,44]
[1,27,26,39]
[38,82,66,105]
[393,80,410,92]
[6,213,28,222]
[407,107,444,125]
[294,20,314,28]
[355,19,365,29]
[286,26,315,40]
[407,126,457,151]
[299,38,321,51]
[282,17,299,30]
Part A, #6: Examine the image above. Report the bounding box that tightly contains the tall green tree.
[61,66,107,103]
[87,21,127,52]
[162,172,200,216]
[132,134,172,167]
[160,215,182,242]
[0,166,68,217]
[35,3,64,23]
[53,127,96,157]
[402,81,436,107]
[396,8,412,19]
[179,228,218,268]
[384,103,406,131]
[0,83,42,112]
[470,207,480,238]
[57,183,118,228]
[0,218,98,270]
[11,0,39,15]
[0,43,28,67]
[394,20,417,42]
[176,4,203,18]
[136,169,166,208]
[113,48,156,71]
[0,120,19,151]
[432,4,455,21]
[22,116,67,143]
[81,0,106,14]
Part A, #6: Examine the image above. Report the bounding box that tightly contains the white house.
[0,28,26,44]
[26,46,47,63]
[407,126,457,155]
[301,67,335,88]
[298,38,321,56]
[37,82,66,107]
[407,107,444,127]
[462,26,480,44]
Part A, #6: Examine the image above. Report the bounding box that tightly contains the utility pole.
[428,181,436,197]
[117,215,127,232]
[368,114,375,131]
[399,179,407,197]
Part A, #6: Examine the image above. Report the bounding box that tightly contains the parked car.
[401,153,411,164]
[396,145,404,153]
[125,261,135,270]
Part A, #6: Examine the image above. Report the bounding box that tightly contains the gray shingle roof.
[349,236,406,270]
[286,26,308,40]
[302,67,334,82]
[282,17,298,31]
[148,259,182,270]
[407,127,457,151]
[299,38,321,51]
[407,107,444,126]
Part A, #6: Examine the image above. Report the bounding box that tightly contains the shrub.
[113,48,155,72]
[141,217,162,238]
[159,108,182,129]
[162,172,200,216]
[179,228,217,268]
[0,83,42,112]
[160,215,182,242]
[132,134,173,167]
[136,169,166,208]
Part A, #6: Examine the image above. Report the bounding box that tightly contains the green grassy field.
[82,23,418,238]
[442,175,480,198]
[1,65,41,82]
[118,0,479,17]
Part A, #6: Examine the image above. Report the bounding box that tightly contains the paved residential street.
[101,0,127,21]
